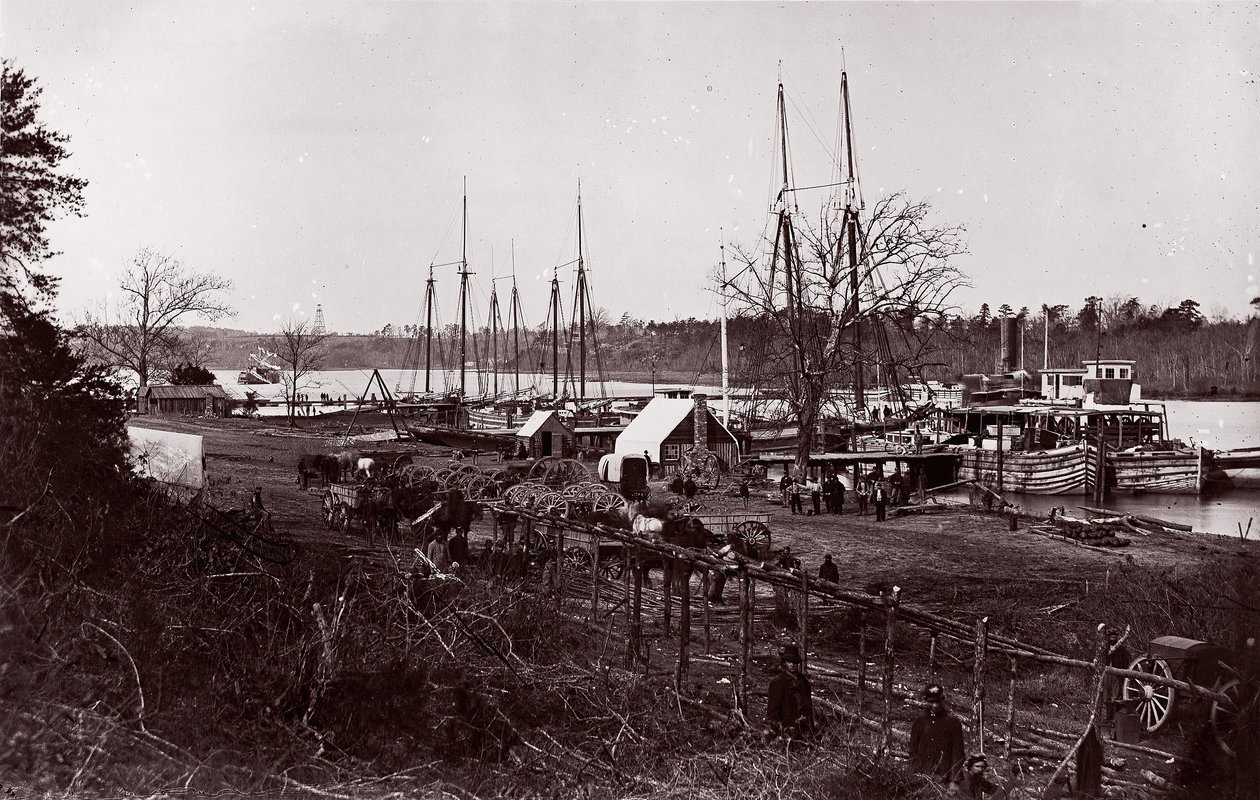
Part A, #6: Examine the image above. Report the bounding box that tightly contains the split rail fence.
[488,502,1228,796]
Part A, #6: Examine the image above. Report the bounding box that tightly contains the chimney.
[692,394,709,452]
[1000,317,1023,373]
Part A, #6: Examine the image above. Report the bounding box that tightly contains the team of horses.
[300,451,765,605]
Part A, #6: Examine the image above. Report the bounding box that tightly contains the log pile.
[1033,509,1132,548]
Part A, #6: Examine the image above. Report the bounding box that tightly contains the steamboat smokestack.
[1000,317,1023,373]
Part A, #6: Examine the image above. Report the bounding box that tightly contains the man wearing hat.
[959,754,1000,798]
[767,644,814,739]
[909,684,965,793]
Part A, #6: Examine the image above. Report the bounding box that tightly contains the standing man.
[818,554,839,583]
[872,480,889,522]
[789,478,804,516]
[829,476,845,515]
[779,472,792,507]
[889,466,905,507]
[808,477,822,516]
[959,754,1001,798]
[767,644,814,739]
[909,684,965,794]
[856,476,870,516]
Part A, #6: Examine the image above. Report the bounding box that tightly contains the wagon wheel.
[592,493,628,514]
[598,556,625,580]
[1211,679,1240,757]
[392,454,414,473]
[563,546,592,572]
[404,465,438,487]
[321,492,336,529]
[527,457,560,481]
[465,475,497,501]
[561,483,587,500]
[1122,657,1175,733]
[543,459,592,488]
[337,506,352,534]
[732,521,771,559]
[535,492,569,517]
[681,449,722,491]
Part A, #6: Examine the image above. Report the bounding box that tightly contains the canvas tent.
[613,396,739,475]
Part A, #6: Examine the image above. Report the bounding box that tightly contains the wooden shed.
[137,385,230,417]
[614,394,740,476]
[516,410,575,458]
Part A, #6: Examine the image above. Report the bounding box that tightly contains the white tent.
[127,426,207,490]
[613,398,696,464]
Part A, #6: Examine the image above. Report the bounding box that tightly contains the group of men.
[778,469,907,522]
[767,652,999,797]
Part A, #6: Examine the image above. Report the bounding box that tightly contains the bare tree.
[77,248,233,387]
[267,317,329,427]
[727,191,968,473]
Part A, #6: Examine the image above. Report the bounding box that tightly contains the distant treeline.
[197,295,1260,398]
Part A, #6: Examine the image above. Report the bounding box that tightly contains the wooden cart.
[321,482,387,536]
[1122,635,1240,756]
[693,512,772,559]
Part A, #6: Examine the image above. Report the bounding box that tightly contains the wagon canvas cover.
[127,426,207,490]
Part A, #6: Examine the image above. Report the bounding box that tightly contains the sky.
[4,1,1258,334]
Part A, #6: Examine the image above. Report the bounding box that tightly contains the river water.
[212,369,1259,535]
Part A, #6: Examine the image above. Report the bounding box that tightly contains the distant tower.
[312,304,326,335]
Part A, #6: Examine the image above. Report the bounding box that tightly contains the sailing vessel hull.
[953,444,1087,495]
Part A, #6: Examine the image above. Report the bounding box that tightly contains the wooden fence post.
[662,558,673,636]
[973,616,989,754]
[629,552,643,672]
[798,570,809,672]
[676,561,691,692]
[589,531,600,620]
[857,625,867,717]
[701,569,711,655]
[738,570,751,714]
[1043,625,1111,798]
[1005,656,1018,759]
[555,525,565,608]
[882,586,901,757]
[929,632,938,681]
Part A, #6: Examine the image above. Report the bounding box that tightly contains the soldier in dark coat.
[959,754,1001,799]
[909,684,965,793]
[767,644,813,738]
[818,554,839,584]
[872,480,889,522]
[828,476,845,514]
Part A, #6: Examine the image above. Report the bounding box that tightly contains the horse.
[297,453,337,489]
[355,457,378,480]
[336,450,362,481]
